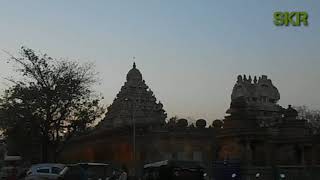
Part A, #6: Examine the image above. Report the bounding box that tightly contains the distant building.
[60,64,320,179]
[229,74,282,127]
[97,62,167,129]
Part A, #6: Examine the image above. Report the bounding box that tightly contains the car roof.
[4,156,22,161]
[77,162,109,166]
[30,163,65,170]
[144,160,169,168]
[1,167,16,170]
[144,160,204,169]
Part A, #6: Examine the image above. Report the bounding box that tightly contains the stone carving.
[212,119,223,129]
[228,75,283,128]
[98,63,167,128]
[196,119,207,128]
[177,119,188,128]
[232,75,280,103]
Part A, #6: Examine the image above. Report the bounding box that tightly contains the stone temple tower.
[98,63,167,128]
[225,75,284,128]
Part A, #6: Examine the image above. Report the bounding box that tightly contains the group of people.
[113,165,128,180]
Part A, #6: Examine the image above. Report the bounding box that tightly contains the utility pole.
[132,98,136,177]
[125,91,139,177]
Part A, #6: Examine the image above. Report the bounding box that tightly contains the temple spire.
[133,56,136,69]
[99,62,167,128]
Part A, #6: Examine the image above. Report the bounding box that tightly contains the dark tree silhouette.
[0,47,105,162]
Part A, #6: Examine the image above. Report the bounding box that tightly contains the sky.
[0,0,319,122]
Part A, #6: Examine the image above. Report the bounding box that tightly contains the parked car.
[57,164,88,180]
[58,163,121,180]
[25,163,65,180]
[77,163,121,180]
[143,160,206,180]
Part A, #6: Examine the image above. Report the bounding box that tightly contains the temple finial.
[254,76,257,84]
[133,56,136,68]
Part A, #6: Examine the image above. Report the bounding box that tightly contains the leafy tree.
[0,47,105,162]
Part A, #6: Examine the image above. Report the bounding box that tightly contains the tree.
[294,105,320,133]
[0,47,105,162]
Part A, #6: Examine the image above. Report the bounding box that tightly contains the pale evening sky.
[0,1,319,122]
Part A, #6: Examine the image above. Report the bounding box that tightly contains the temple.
[228,75,283,127]
[216,75,317,179]
[60,64,320,179]
[97,63,166,129]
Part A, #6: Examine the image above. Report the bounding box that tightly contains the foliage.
[0,47,105,161]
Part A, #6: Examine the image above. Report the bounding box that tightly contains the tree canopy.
[0,47,105,162]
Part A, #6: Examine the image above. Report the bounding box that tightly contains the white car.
[25,163,65,180]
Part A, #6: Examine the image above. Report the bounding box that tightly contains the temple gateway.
[60,63,320,179]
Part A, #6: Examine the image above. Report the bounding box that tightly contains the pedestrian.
[119,165,128,180]
[109,169,120,180]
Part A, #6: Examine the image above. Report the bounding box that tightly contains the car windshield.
[52,167,63,174]
[36,168,50,173]
[59,167,69,176]
[86,165,108,178]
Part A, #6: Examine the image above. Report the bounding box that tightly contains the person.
[119,165,128,180]
[109,169,122,180]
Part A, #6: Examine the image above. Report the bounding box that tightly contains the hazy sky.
[0,1,319,122]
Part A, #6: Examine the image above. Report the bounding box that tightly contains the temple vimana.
[60,63,320,179]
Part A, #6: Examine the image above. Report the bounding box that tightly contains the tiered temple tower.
[217,75,314,173]
[225,75,283,128]
[60,73,320,179]
[98,63,167,128]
